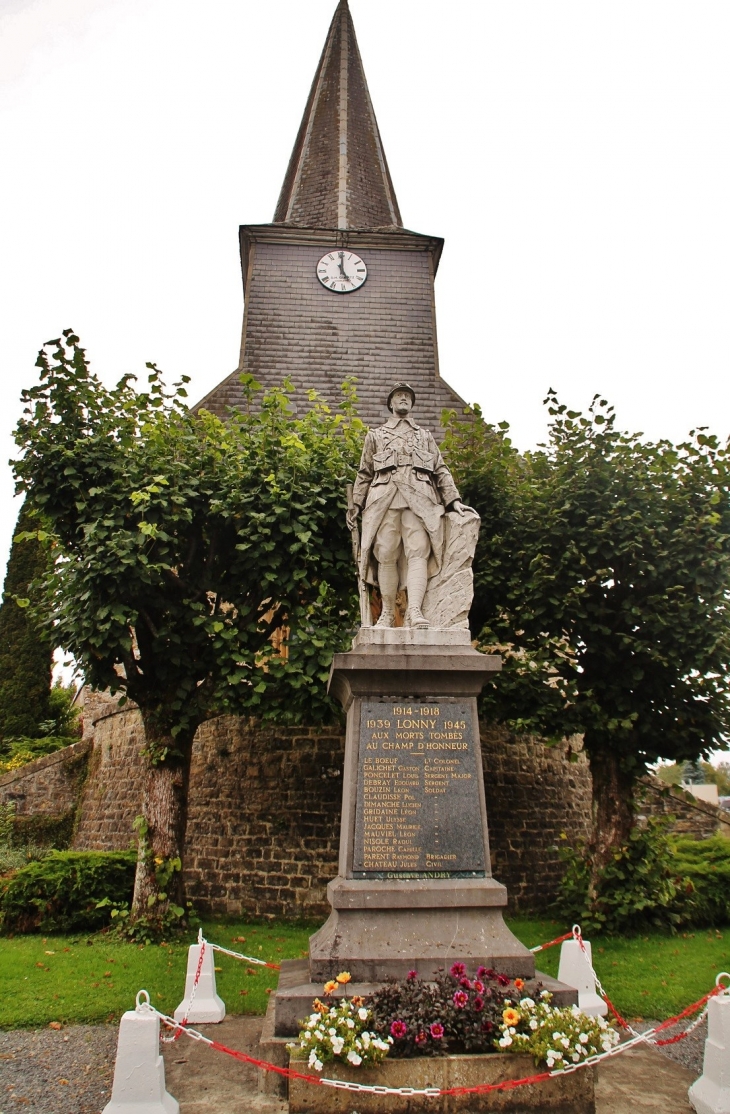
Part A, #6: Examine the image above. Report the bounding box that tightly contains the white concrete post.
[689,986,730,1114]
[103,994,179,1114]
[557,938,608,1017]
[173,943,226,1024]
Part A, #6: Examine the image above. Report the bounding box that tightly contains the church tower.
[198,0,468,435]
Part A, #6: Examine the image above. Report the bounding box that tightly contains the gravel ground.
[0,1024,116,1114]
[631,1016,706,1077]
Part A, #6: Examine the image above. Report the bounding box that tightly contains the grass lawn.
[0,915,727,1030]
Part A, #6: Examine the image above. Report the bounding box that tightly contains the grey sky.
[1,0,729,589]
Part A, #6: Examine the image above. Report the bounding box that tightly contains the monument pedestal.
[272,633,557,1035]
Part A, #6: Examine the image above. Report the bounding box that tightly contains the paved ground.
[0,1015,703,1113]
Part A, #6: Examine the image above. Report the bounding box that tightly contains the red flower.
[481,1019,494,1033]
[430,1022,445,1040]
[406,970,418,981]
[477,966,496,980]
[473,980,484,993]
[473,996,484,1012]
[460,977,472,990]
[453,990,469,1008]
[497,974,510,987]
[390,1020,407,1039]
[450,962,466,978]
[415,1030,427,1045]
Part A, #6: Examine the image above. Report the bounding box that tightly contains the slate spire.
[274,0,402,230]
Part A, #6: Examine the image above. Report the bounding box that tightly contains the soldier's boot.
[375,562,398,627]
[405,558,429,629]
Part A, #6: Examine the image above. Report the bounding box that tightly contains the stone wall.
[68,704,593,917]
[638,777,730,840]
[480,729,592,910]
[0,740,89,818]
[9,702,727,918]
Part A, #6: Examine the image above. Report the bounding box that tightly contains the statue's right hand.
[346,506,360,530]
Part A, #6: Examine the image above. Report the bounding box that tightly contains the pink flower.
[390,1020,407,1039]
[453,990,469,1008]
[406,970,418,981]
[450,962,466,978]
[474,996,484,1012]
[477,966,496,980]
[460,977,472,990]
[430,1022,445,1040]
[415,1030,427,1045]
[473,980,484,994]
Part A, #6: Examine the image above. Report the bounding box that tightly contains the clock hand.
[338,252,349,279]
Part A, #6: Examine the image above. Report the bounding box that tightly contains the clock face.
[316,250,367,293]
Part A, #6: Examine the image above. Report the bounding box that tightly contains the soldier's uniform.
[352,387,461,627]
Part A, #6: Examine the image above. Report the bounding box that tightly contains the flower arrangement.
[290,973,391,1072]
[368,964,517,1056]
[496,991,620,1070]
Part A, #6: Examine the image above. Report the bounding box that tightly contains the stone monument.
[271,385,562,1037]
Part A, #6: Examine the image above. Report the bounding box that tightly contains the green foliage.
[0,850,136,934]
[556,819,688,934]
[13,333,364,747]
[443,395,730,797]
[0,503,52,743]
[671,835,730,927]
[557,824,730,933]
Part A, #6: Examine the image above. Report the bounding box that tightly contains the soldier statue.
[346,383,475,629]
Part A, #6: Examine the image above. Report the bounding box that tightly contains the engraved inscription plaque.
[352,700,486,877]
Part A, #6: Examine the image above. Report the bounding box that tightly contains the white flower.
[315,1029,324,1040]
[579,1033,589,1043]
[552,1032,563,1040]
[331,1036,344,1055]
[358,1007,368,1021]
[309,1013,319,1024]
[347,1051,362,1066]
[362,1032,371,1047]
[314,1058,323,1072]
[308,1050,317,1067]
[346,1018,355,1029]
[328,1027,336,1036]
[561,1037,570,1048]
[302,1032,310,1041]
[541,990,551,1000]
[498,1035,513,1047]
[529,1019,539,1030]
[572,1053,580,1062]
[552,1050,563,1060]
[519,998,535,1008]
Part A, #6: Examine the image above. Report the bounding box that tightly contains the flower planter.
[287,1051,596,1113]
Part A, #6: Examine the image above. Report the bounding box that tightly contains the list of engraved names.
[353,700,486,876]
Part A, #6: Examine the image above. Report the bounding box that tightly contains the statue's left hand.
[450,499,477,516]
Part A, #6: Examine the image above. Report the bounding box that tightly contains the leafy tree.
[14,331,362,924]
[444,393,730,875]
[0,502,52,744]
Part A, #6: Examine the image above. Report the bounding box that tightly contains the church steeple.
[274,0,402,230]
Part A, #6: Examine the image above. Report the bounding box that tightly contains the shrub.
[557,821,730,933]
[0,850,136,934]
[671,835,730,927]
[556,817,687,934]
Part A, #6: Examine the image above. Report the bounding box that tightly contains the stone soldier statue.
[347,383,475,629]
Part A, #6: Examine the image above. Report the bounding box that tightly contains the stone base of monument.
[287,1050,596,1113]
[308,876,533,983]
[271,635,579,1040]
[273,958,578,1037]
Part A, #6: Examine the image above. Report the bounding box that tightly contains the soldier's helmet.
[386,383,416,411]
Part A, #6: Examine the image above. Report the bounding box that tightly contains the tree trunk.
[587,747,636,885]
[131,727,194,923]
